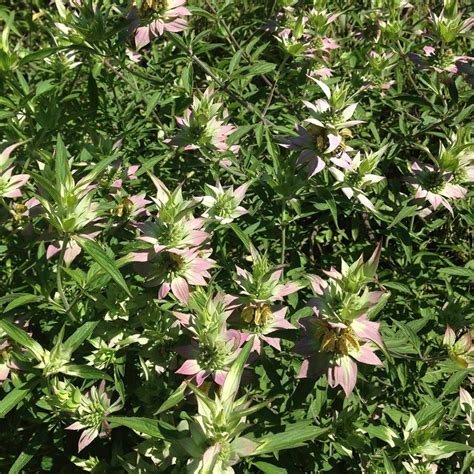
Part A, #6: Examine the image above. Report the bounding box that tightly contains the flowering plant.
[0,0,472,472]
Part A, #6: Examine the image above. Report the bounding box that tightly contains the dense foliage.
[0,0,473,472]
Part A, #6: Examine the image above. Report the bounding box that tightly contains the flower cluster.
[167,87,240,157]
[130,0,191,49]
[296,244,388,396]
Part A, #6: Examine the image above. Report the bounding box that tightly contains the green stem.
[280,199,287,268]
[0,197,13,217]
[57,235,75,321]
[263,54,289,117]
[165,32,275,127]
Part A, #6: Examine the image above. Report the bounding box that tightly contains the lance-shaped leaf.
[418,440,473,460]
[200,443,221,474]
[253,422,329,455]
[0,319,44,361]
[74,237,131,297]
[155,382,187,414]
[8,429,46,474]
[362,425,400,448]
[62,321,98,357]
[54,134,70,186]
[84,155,118,182]
[0,379,39,418]
[4,294,43,313]
[62,365,113,381]
[220,337,253,414]
[253,461,288,474]
[108,416,179,440]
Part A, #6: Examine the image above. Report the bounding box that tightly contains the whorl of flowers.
[196,180,250,225]
[296,244,388,396]
[329,146,386,212]
[131,175,215,303]
[167,87,239,155]
[282,78,363,177]
[0,143,29,199]
[66,382,122,452]
[407,131,473,215]
[228,250,301,353]
[175,289,243,385]
[129,0,191,50]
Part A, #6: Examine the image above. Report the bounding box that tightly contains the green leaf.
[85,155,119,182]
[438,266,474,279]
[415,401,443,428]
[387,205,418,229]
[0,293,35,307]
[419,440,473,460]
[9,450,35,474]
[62,321,98,356]
[363,425,399,448]
[229,223,252,252]
[30,172,61,204]
[381,451,397,474]
[108,416,178,440]
[155,382,187,414]
[74,237,131,296]
[0,319,44,361]
[246,61,276,76]
[54,134,69,186]
[0,380,38,418]
[145,91,162,118]
[253,461,287,474]
[4,294,42,312]
[8,430,45,474]
[18,47,63,66]
[442,371,468,396]
[62,364,113,381]
[221,338,253,412]
[253,422,329,455]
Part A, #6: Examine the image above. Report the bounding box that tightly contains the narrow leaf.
[62,321,98,356]
[74,237,131,296]
[0,380,38,418]
[221,338,253,411]
[155,382,187,414]
[0,319,44,361]
[108,416,178,440]
[62,364,113,381]
[253,423,329,455]
[4,294,42,312]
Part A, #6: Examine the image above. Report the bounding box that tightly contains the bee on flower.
[229,250,301,353]
[109,193,151,221]
[296,244,388,396]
